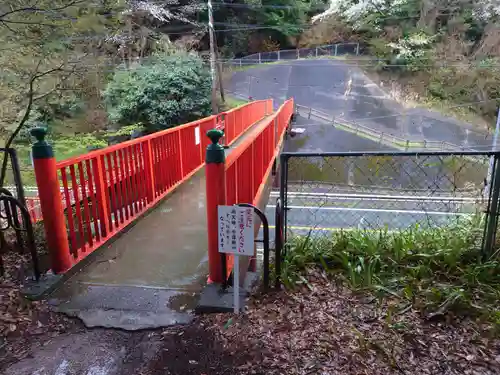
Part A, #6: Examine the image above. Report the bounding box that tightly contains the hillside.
[299,0,500,126]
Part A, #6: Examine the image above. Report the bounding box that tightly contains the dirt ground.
[3,254,500,374]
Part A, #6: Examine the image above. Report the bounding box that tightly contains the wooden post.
[31,127,72,273]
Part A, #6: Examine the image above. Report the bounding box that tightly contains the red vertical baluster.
[158,136,168,193]
[128,145,139,213]
[29,199,36,222]
[143,139,156,204]
[166,134,174,189]
[123,147,135,216]
[77,162,93,249]
[61,167,77,256]
[150,138,158,197]
[119,149,131,220]
[133,143,144,210]
[251,143,255,197]
[109,152,122,225]
[152,137,161,194]
[85,159,101,243]
[69,165,85,254]
[173,132,181,182]
[178,129,185,179]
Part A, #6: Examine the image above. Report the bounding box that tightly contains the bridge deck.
[49,115,275,330]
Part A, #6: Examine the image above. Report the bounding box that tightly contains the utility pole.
[207,0,218,114]
[213,32,225,104]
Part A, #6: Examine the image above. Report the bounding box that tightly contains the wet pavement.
[4,330,162,375]
[49,116,274,330]
[230,59,495,149]
[286,115,387,152]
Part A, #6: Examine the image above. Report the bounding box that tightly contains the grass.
[280,215,500,325]
[219,95,248,111]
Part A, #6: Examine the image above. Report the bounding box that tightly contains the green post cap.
[31,126,54,159]
[206,128,225,164]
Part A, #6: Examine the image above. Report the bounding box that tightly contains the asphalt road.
[261,190,482,240]
[229,59,494,149]
[285,115,387,152]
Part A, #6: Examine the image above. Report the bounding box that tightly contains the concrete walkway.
[49,115,274,330]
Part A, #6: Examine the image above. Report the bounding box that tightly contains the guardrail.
[295,104,478,152]
[32,100,271,273]
[204,98,294,283]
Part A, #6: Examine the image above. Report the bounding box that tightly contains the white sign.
[194,126,200,145]
[218,206,254,256]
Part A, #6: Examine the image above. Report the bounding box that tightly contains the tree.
[103,52,211,131]
[0,0,114,185]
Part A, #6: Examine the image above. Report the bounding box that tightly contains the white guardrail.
[294,104,488,152]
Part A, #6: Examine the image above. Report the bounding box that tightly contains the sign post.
[218,205,254,314]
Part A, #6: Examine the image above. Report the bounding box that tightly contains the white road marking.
[267,205,470,216]
[269,191,479,202]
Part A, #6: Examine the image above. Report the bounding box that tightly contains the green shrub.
[103,52,212,132]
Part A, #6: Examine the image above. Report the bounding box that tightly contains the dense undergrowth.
[281,215,500,325]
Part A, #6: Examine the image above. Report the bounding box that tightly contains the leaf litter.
[204,268,500,375]
[0,251,80,371]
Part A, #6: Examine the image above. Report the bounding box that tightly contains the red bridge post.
[31,127,72,273]
[205,129,226,283]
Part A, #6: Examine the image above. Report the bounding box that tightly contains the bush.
[103,52,212,132]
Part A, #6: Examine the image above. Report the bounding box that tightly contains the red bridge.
[30,98,294,328]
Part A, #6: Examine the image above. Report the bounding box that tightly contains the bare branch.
[0,60,73,186]
[0,0,86,21]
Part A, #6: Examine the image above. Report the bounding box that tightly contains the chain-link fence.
[278,150,500,254]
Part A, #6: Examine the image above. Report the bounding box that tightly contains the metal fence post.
[379,133,384,144]
[31,127,72,274]
[483,153,500,257]
[335,44,338,56]
[405,140,410,151]
[277,50,280,60]
[258,52,261,64]
[239,59,242,67]
[356,43,360,56]
[315,47,318,57]
[279,153,288,246]
[296,49,299,59]
[205,129,226,283]
[308,107,312,119]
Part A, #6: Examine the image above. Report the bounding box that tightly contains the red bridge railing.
[32,100,271,273]
[205,98,294,283]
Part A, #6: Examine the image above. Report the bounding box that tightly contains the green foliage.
[387,32,434,72]
[103,52,211,131]
[106,124,146,137]
[215,0,329,55]
[52,134,108,159]
[280,215,500,322]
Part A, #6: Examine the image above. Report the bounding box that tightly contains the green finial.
[31,127,47,143]
[207,129,224,145]
[206,128,225,164]
[31,126,53,159]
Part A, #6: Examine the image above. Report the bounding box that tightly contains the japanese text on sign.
[218,206,254,255]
